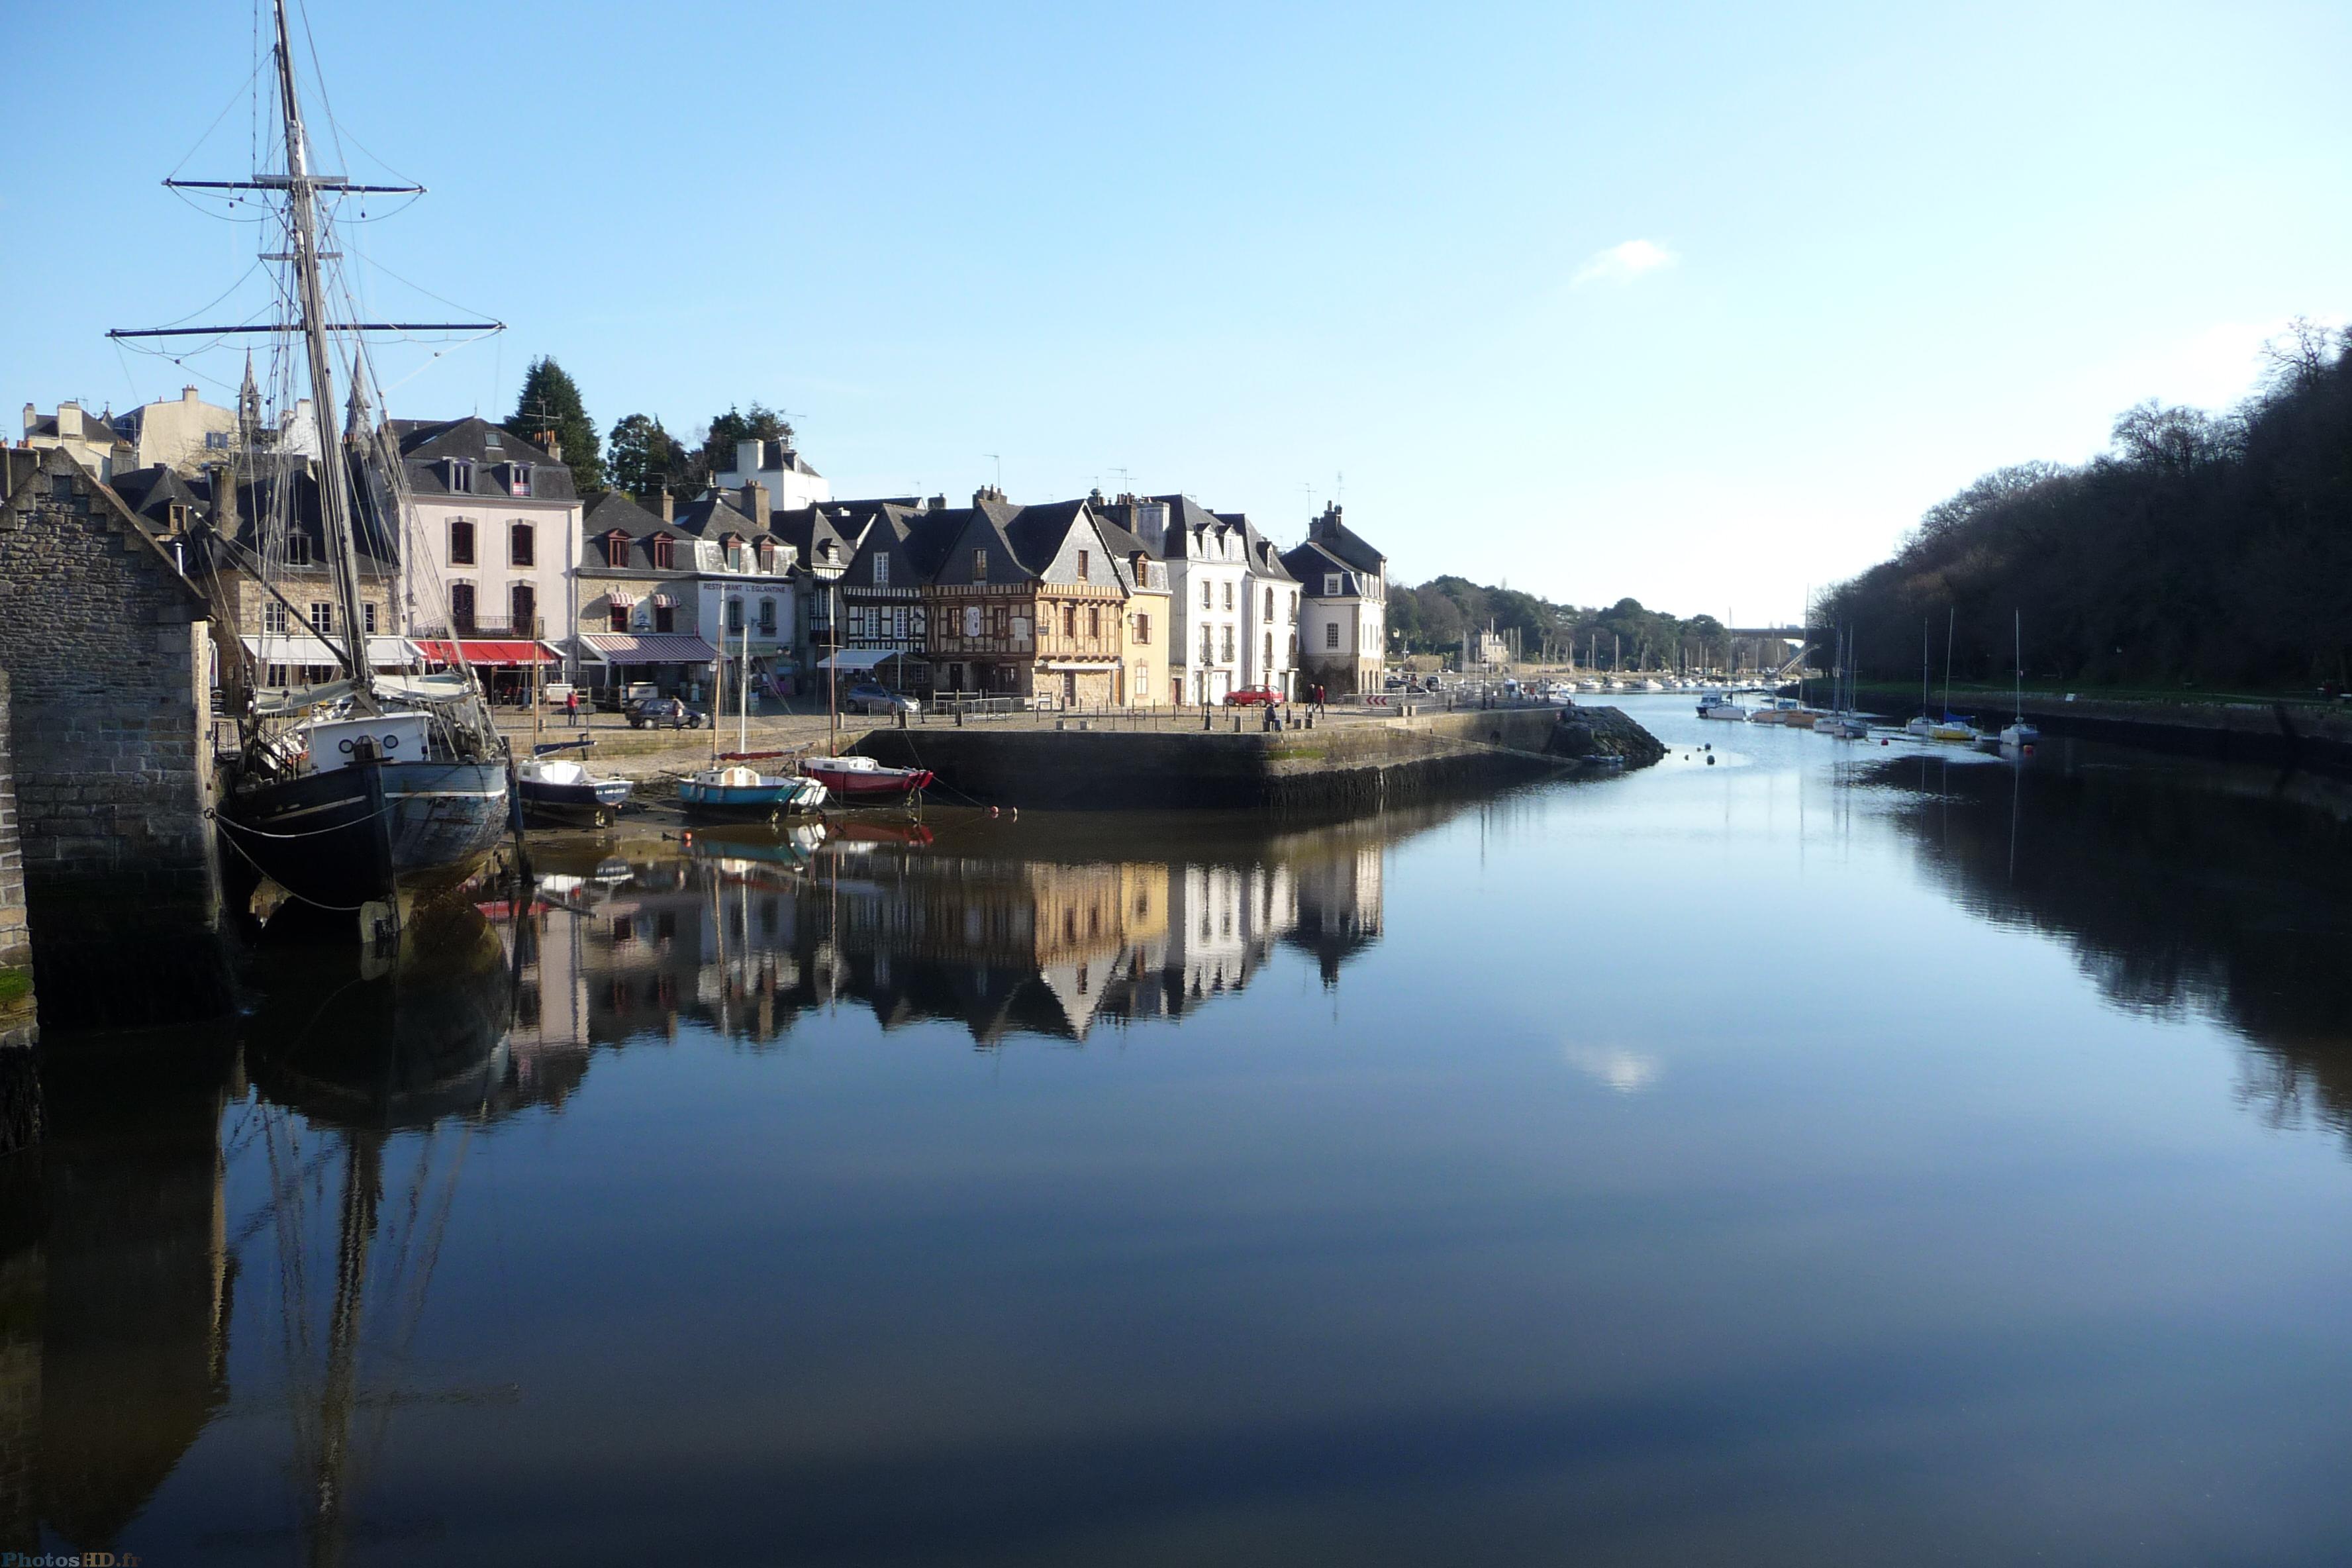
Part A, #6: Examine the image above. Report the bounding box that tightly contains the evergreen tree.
[510,356,606,494]
[607,413,689,500]
[699,401,795,476]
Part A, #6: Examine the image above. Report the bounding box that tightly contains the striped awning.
[601,589,638,609]
[577,632,718,664]
[415,639,560,667]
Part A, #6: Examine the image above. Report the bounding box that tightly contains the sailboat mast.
[270,0,374,704]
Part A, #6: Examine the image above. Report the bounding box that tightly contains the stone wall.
[854,705,1662,813]
[0,671,34,1157]
[0,449,229,1028]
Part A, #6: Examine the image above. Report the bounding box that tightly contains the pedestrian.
[566,689,581,728]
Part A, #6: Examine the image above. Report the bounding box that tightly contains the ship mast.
[270,0,374,706]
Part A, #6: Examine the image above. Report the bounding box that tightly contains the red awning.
[416,639,559,667]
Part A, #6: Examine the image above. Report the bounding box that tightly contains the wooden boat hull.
[518,775,634,827]
[679,776,828,819]
[799,761,934,802]
[219,758,510,910]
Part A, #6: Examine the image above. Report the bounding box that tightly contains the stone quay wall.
[0,450,229,1029]
[853,705,1662,812]
[0,672,34,1157]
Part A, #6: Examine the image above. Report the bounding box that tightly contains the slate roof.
[107,464,207,530]
[387,416,579,501]
[1304,505,1385,573]
[667,489,761,541]
[581,491,669,539]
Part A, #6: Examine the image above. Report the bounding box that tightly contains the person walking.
[566,688,581,728]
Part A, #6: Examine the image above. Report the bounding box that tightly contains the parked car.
[843,682,920,716]
[1223,685,1285,707]
[1420,675,1443,692]
[627,697,706,730]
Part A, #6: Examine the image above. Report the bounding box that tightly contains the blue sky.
[6,0,2345,618]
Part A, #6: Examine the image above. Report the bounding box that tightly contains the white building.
[20,401,133,479]
[1109,495,1251,705]
[1281,503,1387,698]
[713,438,831,514]
[1236,518,1300,698]
[387,416,584,685]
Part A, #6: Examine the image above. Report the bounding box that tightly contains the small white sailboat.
[1999,610,2039,748]
[1698,692,1747,720]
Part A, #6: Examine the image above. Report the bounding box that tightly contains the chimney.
[739,480,770,528]
[212,462,240,538]
[927,494,946,512]
[57,402,81,440]
[658,484,673,524]
[535,428,562,462]
[735,438,763,478]
[21,404,34,437]
[183,385,200,404]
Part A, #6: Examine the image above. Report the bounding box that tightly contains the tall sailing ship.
[115,0,513,926]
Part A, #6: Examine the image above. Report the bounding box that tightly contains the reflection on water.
[5,738,2352,1563]
[1873,746,2352,1145]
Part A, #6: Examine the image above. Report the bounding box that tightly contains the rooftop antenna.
[1112,466,1131,494]
[1299,481,1318,514]
[984,452,1002,490]
[1334,469,1344,503]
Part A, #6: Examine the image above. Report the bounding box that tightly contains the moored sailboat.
[116,1,514,925]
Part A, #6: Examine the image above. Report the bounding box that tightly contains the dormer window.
[873,554,891,586]
[972,548,988,583]
[450,459,473,491]
[288,534,313,567]
[484,429,504,450]
[509,463,533,498]
[820,540,838,565]
[756,538,775,571]
[1324,573,1342,596]
[605,531,630,569]
[1076,549,1090,582]
[649,534,674,571]
[724,535,744,570]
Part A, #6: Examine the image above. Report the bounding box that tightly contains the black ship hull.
[517,775,633,828]
[218,758,511,911]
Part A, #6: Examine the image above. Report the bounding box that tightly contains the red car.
[1222,685,1285,707]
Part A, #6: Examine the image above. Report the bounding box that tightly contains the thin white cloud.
[1573,239,1678,287]
[1564,1044,1663,1094]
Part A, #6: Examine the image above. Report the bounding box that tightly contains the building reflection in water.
[528,808,1410,1051]
[0,801,1429,1557]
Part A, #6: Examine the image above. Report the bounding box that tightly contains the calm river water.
[7,696,2352,1565]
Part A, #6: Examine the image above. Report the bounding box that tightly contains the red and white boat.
[798,754,935,803]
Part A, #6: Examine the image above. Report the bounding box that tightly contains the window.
[758,538,775,571]
[511,582,536,634]
[450,459,473,491]
[1134,612,1151,645]
[1265,632,1273,667]
[1265,588,1274,618]
[1200,627,1214,662]
[726,598,744,632]
[1220,626,1235,663]
[363,602,378,636]
[1088,605,1101,638]
[485,430,503,450]
[1063,605,1077,638]
[605,532,630,568]
[450,518,476,565]
[759,599,776,634]
[1076,549,1089,582]
[263,600,290,635]
[450,581,477,633]
[287,534,313,566]
[610,604,629,632]
[972,548,988,582]
[1324,573,1342,596]
[1200,580,1212,608]
[654,601,675,633]
[205,430,228,450]
[1326,622,1340,649]
[1222,581,1234,611]
[873,554,891,586]
[310,601,335,634]
[1290,591,1298,620]
[266,663,288,687]
[649,534,674,570]
[511,522,534,566]
[724,536,743,570]
[510,463,533,497]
